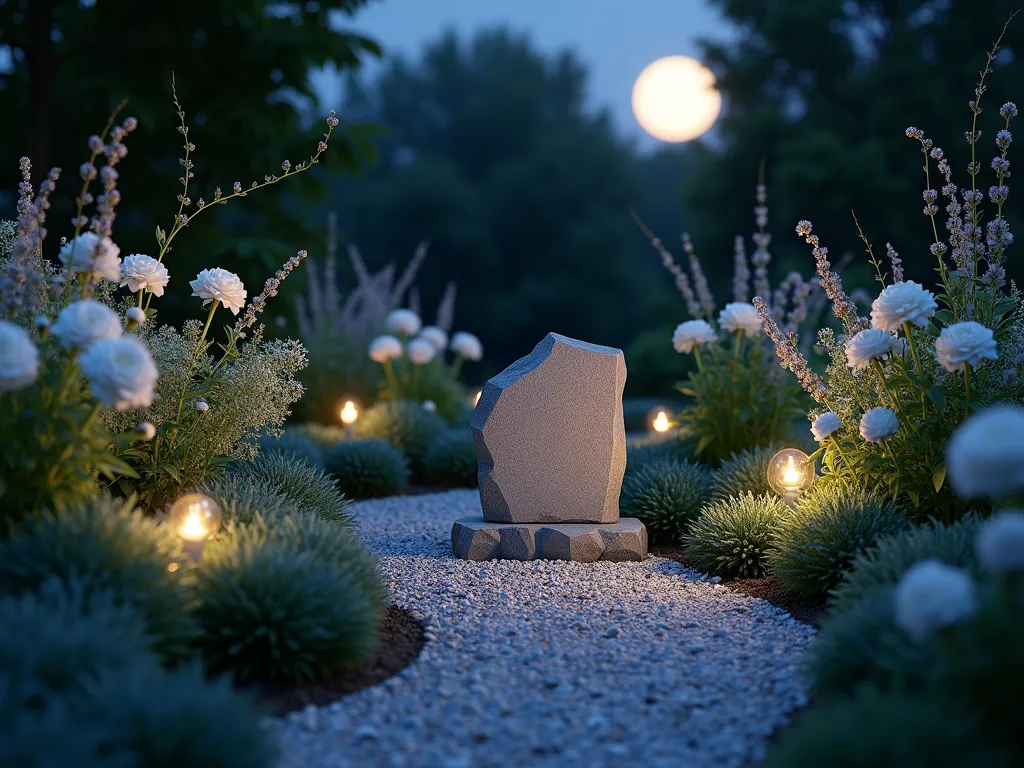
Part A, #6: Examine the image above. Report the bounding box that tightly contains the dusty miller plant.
[757,30,1024,519]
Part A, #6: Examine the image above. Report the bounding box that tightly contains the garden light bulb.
[168,493,222,559]
[340,400,358,425]
[767,448,816,505]
[653,411,671,433]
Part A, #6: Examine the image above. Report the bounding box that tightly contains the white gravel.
[270,491,815,768]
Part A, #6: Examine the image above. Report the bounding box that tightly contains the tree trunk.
[26,0,55,174]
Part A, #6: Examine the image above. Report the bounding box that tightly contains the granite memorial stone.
[451,332,647,562]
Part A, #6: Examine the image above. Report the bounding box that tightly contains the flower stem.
[872,359,907,422]
[196,300,219,352]
[382,359,399,396]
[830,435,854,477]
[693,346,704,372]
[733,331,743,359]
[902,322,928,418]
[137,289,144,308]
[963,363,972,414]
[450,355,464,380]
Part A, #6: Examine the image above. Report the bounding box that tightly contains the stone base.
[451,516,647,562]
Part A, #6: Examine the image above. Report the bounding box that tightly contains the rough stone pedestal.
[452,517,647,562]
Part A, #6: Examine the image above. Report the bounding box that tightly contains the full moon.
[631,56,721,143]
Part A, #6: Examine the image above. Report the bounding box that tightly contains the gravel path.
[270,491,815,768]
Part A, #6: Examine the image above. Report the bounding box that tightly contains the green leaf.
[926,387,946,411]
[933,309,953,326]
[694,434,715,455]
[932,462,947,493]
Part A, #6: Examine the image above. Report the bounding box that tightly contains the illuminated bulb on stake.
[767,448,816,507]
[340,399,358,439]
[168,493,222,560]
[652,411,671,433]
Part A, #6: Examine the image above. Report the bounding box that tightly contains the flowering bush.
[636,181,814,463]
[0,88,341,517]
[757,45,1024,519]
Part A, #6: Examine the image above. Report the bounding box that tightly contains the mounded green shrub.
[325,439,409,499]
[768,488,908,598]
[257,430,323,469]
[0,578,154,704]
[763,685,1013,768]
[290,422,349,450]
[193,544,378,684]
[829,514,981,613]
[684,493,789,578]
[625,434,690,474]
[0,695,129,768]
[72,662,277,768]
[711,444,775,500]
[423,429,478,488]
[0,497,197,660]
[356,399,446,478]
[807,587,943,697]
[231,451,353,525]
[619,458,713,544]
[200,474,300,525]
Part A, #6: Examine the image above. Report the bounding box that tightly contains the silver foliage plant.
[292,212,458,420]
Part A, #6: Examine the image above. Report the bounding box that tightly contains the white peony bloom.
[419,325,449,351]
[450,331,484,361]
[845,328,896,369]
[58,232,122,283]
[125,307,146,327]
[0,320,39,391]
[136,421,156,440]
[422,400,437,412]
[975,510,1024,571]
[860,407,899,442]
[51,300,122,350]
[195,399,209,414]
[672,320,717,354]
[893,559,976,642]
[947,404,1024,498]
[718,302,762,337]
[870,281,938,331]
[368,335,403,363]
[811,412,841,442]
[120,254,169,296]
[386,308,422,336]
[407,337,437,365]
[78,336,159,411]
[934,321,998,373]
[189,268,247,315]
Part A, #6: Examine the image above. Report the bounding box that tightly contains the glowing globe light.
[168,493,222,559]
[340,400,358,425]
[767,448,816,505]
[631,56,722,143]
[652,411,671,433]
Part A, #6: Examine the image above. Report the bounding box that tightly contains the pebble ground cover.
[271,491,815,768]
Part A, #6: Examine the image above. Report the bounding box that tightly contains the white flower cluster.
[947,404,1024,500]
[0,320,39,392]
[810,412,840,442]
[190,268,247,315]
[672,319,716,354]
[121,254,169,297]
[717,302,762,338]
[59,232,122,283]
[369,310,483,367]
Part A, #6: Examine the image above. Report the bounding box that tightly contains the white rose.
[78,336,159,411]
[975,510,1024,571]
[135,421,156,440]
[368,335,403,363]
[934,321,998,373]
[386,309,422,336]
[870,281,937,331]
[195,399,209,414]
[189,268,247,315]
[893,559,976,642]
[422,400,437,412]
[811,412,841,442]
[121,254,169,296]
[859,406,899,442]
[672,320,716,354]
[0,320,39,391]
[845,328,896,369]
[450,331,483,361]
[407,337,436,365]
[51,299,122,350]
[58,232,122,283]
[419,325,449,351]
[718,302,762,338]
[947,404,1024,498]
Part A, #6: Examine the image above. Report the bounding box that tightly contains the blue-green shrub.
[324,439,409,498]
[684,493,788,578]
[711,444,776,500]
[619,458,713,543]
[356,399,446,478]
[257,430,323,469]
[423,429,477,487]
[232,451,353,525]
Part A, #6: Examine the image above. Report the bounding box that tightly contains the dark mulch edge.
[253,604,427,717]
[649,545,829,628]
